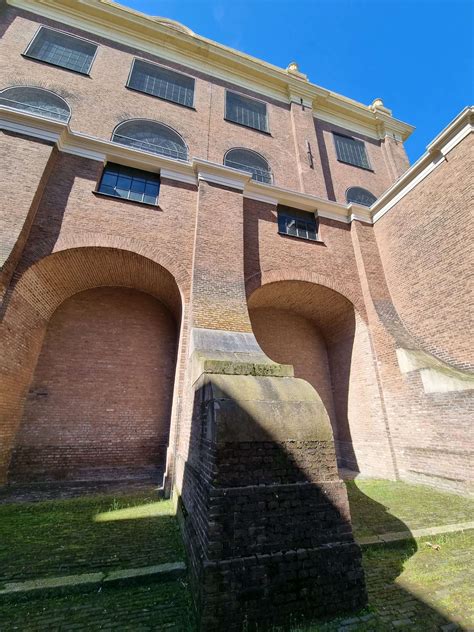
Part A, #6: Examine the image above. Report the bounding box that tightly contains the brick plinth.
[179,371,367,630]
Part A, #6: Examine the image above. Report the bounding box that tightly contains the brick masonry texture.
[0,2,472,629]
[8,287,178,483]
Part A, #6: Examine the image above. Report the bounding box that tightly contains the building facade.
[0,0,472,628]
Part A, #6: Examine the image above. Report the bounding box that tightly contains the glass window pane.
[129,190,143,202]
[286,218,297,236]
[26,28,97,75]
[99,184,116,196]
[99,164,159,205]
[101,172,117,187]
[130,179,146,194]
[226,91,268,132]
[143,193,157,205]
[128,59,194,107]
[117,176,132,190]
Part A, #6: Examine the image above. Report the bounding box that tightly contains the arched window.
[0,86,70,122]
[224,148,272,184]
[346,186,377,207]
[112,120,188,161]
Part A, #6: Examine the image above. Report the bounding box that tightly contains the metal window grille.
[224,149,272,184]
[277,207,317,241]
[112,121,188,161]
[334,133,370,169]
[0,87,70,122]
[226,91,268,132]
[98,163,160,205]
[346,186,377,207]
[128,59,194,107]
[25,27,97,75]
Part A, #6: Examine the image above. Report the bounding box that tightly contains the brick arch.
[247,274,396,478]
[0,246,184,484]
[245,268,367,322]
[50,233,191,295]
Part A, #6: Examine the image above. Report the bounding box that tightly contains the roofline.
[7,0,414,141]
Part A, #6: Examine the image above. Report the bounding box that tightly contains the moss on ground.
[0,480,472,630]
[346,479,474,538]
[0,492,184,583]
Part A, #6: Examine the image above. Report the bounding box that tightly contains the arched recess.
[247,278,396,479]
[0,247,184,485]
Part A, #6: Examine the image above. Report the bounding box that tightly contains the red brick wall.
[314,120,397,204]
[8,286,178,482]
[374,136,473,370]
[0,132,56,298]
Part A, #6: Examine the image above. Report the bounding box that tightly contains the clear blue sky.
[122,0,472,164]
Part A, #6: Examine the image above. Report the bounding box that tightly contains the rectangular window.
[25,27,97,75]
[225,91,268,132]
[333,133,370,169]
[277,206,318,241]
[127,59,195,107]
[97,163,160,206]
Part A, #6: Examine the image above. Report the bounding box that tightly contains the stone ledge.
[0,562,186,598]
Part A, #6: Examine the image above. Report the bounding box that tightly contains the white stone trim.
[1,104,378,225]
[0,117,62,143]
[244,191,278,206]
[160,168,197,185]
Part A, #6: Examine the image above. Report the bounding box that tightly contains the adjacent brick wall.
[9,286,178,482]
[374,137,473,370]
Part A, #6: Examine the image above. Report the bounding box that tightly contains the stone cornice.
[371,106,473,223]
[6,0,414,141]
[0,105,372,224]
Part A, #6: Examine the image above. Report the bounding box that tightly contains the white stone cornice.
[0,104,379,225]
[160,168,197,185]
[193,158,250,191]
[244,191,278,206]
[372,106,473,223]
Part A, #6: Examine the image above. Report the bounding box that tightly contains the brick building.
[0,0,472,628]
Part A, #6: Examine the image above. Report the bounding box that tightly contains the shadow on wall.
[175,373,458,630]
[247,281,363,476]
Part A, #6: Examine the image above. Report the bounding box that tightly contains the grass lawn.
[347,479,474,538]
[0,491,184,584]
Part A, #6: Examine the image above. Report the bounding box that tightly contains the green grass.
[0,492,184,584]
[346,479,474,538]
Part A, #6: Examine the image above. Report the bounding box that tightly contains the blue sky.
[122,0,472,164]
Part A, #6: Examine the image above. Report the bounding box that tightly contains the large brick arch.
[245,268,367,322]
[0,246,185,484]
[247,275,396,479]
